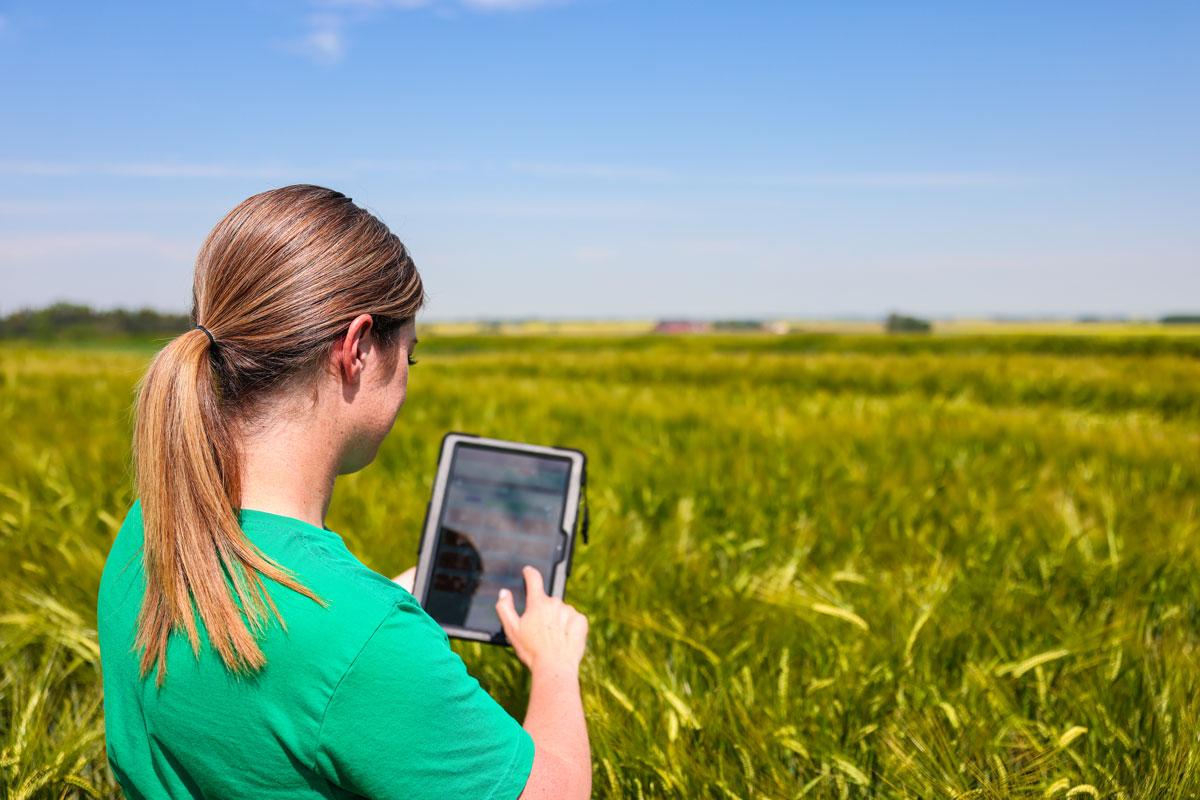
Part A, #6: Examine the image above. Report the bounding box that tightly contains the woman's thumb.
[496,588,520,637]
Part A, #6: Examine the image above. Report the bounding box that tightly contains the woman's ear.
[332,314,375,384]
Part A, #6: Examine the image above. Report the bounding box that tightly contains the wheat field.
[2,332,1199,798]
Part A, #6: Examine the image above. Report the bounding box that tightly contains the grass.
[1,333,1199,798]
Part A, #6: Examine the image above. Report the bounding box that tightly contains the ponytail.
[132,325,323,685]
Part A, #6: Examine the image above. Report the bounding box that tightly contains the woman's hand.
[392,566,416,593]
[495,565,589,675]
[500,566,593,800]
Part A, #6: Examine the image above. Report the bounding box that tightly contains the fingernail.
[498,589,510,600]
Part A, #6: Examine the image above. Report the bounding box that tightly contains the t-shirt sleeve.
[313,600,534,800]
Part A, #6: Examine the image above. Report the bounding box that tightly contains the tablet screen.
[424,443,573,633]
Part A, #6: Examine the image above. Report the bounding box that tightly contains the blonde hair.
[132,184,425,684]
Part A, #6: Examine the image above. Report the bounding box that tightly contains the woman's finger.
[522,565,547,603]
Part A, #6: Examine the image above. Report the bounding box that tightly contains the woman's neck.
[235,405,342,530]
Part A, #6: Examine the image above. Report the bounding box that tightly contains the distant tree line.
[1,303,1197,341]
[885,313,932,334]
[0,302,191,340]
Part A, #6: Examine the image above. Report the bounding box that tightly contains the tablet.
[411,432,588,645]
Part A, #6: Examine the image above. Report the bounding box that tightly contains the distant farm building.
[654,319,713,334]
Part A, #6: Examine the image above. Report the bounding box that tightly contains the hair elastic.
[194,323,216,347]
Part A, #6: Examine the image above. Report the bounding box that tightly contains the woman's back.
[97,500,534,799]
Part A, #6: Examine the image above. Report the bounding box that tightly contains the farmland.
[2,331,1199,798]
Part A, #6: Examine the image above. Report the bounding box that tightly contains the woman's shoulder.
[241,510,419,618]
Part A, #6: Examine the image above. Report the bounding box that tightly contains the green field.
[2,333,1199,798]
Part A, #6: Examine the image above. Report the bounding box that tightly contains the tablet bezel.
[411,432,587,645]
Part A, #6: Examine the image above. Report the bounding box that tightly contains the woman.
[96,185,592,799]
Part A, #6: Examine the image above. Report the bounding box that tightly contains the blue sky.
[0,0,1197,319]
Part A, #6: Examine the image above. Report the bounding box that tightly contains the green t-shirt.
[97,500,534,799]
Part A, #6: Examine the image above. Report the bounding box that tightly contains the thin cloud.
[346,157,470,174]
[0,12,15,45]
[292,0,571,62]
[314,0,432,8]
[0,160,299,179]
[314,0,564,10]
[0,200,93,216]
[509,160,676,182]
[460,0,569,10]
[0,158,463,180]
[569,245,616,264]
[761,171,1036,189]
[284,14,346,65]
[0,232,195,263]
[0,158,672,182]
[0,158,1035,192]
